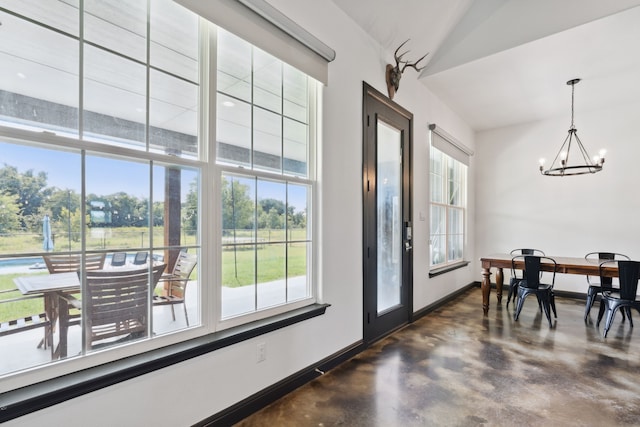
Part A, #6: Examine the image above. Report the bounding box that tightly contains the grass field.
[1,227,308,322]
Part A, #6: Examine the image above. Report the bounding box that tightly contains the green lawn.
[222,242,307,288]
[0,273,47,322]
[1,227,308,322]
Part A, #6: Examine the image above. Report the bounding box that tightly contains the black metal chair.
[513,255,557,327]
[584,252,630,320]
[597,260,640,338]
[506,249,545,307]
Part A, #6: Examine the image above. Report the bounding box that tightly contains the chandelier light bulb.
[599,149,607,158]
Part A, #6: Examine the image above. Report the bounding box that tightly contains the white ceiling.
[331,0,640,131]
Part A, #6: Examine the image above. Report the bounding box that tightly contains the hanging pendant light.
[539,78,606,176]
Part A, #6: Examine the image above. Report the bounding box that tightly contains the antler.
[401,52,429,73]
[386,39,429,99]
[393,39,411,66]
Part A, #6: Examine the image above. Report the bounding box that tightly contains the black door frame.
[362,82,413,345]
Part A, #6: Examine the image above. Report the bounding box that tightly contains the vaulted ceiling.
[331,0,640,131]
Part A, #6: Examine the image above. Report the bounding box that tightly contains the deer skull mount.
[386,39,429,99]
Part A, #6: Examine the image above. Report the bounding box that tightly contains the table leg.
[57,293,69,359]
[481,267,491,315]
[495,267,504,304]
[38,293,58,350]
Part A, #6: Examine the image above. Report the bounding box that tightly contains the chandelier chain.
[570,82,575,129]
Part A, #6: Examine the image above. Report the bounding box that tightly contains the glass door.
[363,83,413,344]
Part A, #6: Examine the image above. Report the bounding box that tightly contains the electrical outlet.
[256,342,266,363]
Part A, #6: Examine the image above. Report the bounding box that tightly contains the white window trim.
[213,42,320,328]
[0,13,322,392]
[429,129,468,271]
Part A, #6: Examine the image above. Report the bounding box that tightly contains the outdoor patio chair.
[132,251,148,265]
[43,253,106,274]
[60,264,165,350]
[110,252,127,267]
[153,251,197,326]
[0,289,53,358]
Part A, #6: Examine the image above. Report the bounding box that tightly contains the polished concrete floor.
[235,287,640,426]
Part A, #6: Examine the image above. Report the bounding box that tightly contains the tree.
[56,207,85,243]
[183,178,198,235]
[221,177,254,233]
[0,194,22,233]
[43,189,80,223]
[259,198,285,216]
[0,164,50,229]
[267,207,283,229]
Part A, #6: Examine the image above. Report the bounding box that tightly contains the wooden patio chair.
[42,253,107,338]
[153,251,197,326]
[60,264,165,350]
[43,253,106,274]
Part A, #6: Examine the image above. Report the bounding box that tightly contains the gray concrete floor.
[236,287,640,426]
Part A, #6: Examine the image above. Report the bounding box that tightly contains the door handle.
[405,242,412,252]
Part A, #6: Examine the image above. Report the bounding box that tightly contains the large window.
[217,30,314,323]
[430,145,467,268]
[0,2,318,387]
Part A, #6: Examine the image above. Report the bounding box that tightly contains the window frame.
[429,144,468,271]
[0,4,321,395]
[213,29,319,329]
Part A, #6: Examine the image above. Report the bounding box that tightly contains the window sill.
[429,261,470,278]
[0,303,330,424]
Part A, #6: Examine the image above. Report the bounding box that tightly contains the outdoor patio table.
[14,272,79,359]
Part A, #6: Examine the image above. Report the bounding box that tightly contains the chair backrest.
[600,260,640,300]
[83,264,165,346]
[512,255,556,289]
[510,248,545,256]
[167,252,198,298]
[132,251,148,265]
[44,253,106,274]
[585,252,630,286]
[510,249,544,280]
[111,252,127,267]
[172,251,198,279]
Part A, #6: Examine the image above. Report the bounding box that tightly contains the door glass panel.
[376,121,402,313]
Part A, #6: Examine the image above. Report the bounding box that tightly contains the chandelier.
[539,78,606,176]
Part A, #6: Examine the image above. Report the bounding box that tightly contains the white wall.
[7,1,475,425]
[475,100,640,292]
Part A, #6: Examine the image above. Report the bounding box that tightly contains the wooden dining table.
[14,272,79,359]
[480,253,619,315]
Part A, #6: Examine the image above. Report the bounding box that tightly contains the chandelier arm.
[573,132,596,165]
[548,131,572,170]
